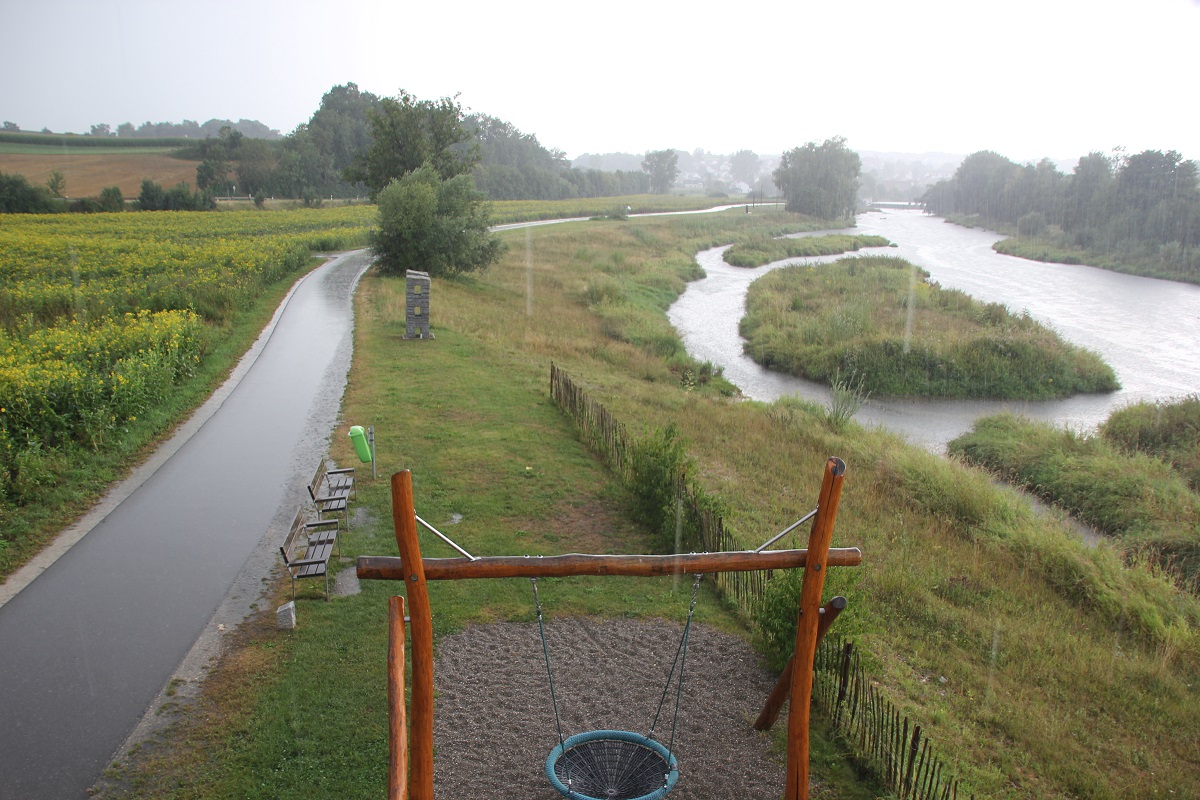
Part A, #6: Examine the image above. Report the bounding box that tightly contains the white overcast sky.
[3,0,1197,163]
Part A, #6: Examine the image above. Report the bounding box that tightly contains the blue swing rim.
[545,729,680,800]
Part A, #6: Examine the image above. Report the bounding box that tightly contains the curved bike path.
[0,250,373,799]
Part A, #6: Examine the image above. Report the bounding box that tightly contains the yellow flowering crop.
[0,207,373,484]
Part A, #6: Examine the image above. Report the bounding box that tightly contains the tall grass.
[723,233,891,267]
[740,255,1119,399]
[950,412,1200,592]
[1101,394,1200,492]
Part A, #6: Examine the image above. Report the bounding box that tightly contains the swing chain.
[532,578,568,756]
[648,572,703,746]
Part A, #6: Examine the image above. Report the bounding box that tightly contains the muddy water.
[669,210,1200,452]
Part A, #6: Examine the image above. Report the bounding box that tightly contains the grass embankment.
[945,214,1200,287]
[723,234,891,267]
[993,236,1200,286]
[950,408,1200,589]
[98,210,1200,800]
[740,255,1120,399]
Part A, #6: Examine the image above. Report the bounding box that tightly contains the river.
[668,209,1200,452]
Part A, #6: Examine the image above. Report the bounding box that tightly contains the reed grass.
[740,255,1120,399]
[950,411,1200,591]
[1101,394,1200,492]
[723,234,891,267]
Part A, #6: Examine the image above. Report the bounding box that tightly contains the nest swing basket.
[545,730,679,800]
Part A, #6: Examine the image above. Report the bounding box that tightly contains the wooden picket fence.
[550,364,974,799]
[815,636,973,800]
[550,362,628,476]
[550,363,765,612]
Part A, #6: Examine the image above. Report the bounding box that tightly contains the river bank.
[670,209,1200,451]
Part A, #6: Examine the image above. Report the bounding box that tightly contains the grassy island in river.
[723,233,891,267]
[739,255,1119,399]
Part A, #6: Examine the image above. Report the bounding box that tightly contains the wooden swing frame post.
[369,459,852,800]
[387,595,408,800]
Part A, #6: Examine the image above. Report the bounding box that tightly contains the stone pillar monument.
[405,270,432,339]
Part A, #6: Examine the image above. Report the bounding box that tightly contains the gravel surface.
[432,617,788,799]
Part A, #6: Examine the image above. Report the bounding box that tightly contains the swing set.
[356,456,861,800]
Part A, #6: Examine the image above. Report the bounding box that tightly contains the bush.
[99,186,125,212]
[625,423,691,548]
[1017,211,1047,237]
[371,164,504,277]
[0,172,59,213]
[137,179,214,211]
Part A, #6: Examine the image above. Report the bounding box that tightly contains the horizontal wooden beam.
[357,547,862,582]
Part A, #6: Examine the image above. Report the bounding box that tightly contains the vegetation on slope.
[949,411,1200,590]
[1101,394,1200,492]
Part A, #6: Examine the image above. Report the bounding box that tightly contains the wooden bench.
[309,460,354,528]
[278,508,341,601]
[325,460,356,500]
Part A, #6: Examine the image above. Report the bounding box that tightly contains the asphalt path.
[0,250,373,799]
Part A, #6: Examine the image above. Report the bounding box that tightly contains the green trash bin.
[349,425,372,463]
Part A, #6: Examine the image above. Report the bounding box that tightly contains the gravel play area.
[432,616,789,799]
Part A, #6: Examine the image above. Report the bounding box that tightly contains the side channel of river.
[668,209,1200,452]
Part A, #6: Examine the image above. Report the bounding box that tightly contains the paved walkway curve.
[0,250,373,799]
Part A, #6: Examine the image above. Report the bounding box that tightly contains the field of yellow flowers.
[0,207,373,569]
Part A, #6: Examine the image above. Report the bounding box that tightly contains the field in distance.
[0,151,199,197]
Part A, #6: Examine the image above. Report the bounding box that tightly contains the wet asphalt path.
[0,250,373,799]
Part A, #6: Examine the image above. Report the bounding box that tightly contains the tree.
[773,136,861,219]
[138,179,167,210]
[1063,151,1114,233]
[235,138,275,196]
[2,121,19,132]
[730,150,760,184]
[98,186,124,212]
[371,165,504,278]
[45,171,66,198]
[195,159,230,193]
[642,149,679,194]
[346,90,478,199]
[89,123,112,137]
[0,172,57,213]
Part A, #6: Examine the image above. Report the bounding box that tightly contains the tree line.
[225,83,649,203]
[922,149,1199,280]
[1,118,281,140]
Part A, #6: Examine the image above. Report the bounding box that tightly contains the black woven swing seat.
[545,730,679,800]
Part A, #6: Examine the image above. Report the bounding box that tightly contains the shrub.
[371,165,505,278]
[625,423,691,548]
[1017,211,1047,237]
[0,172,59,213]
